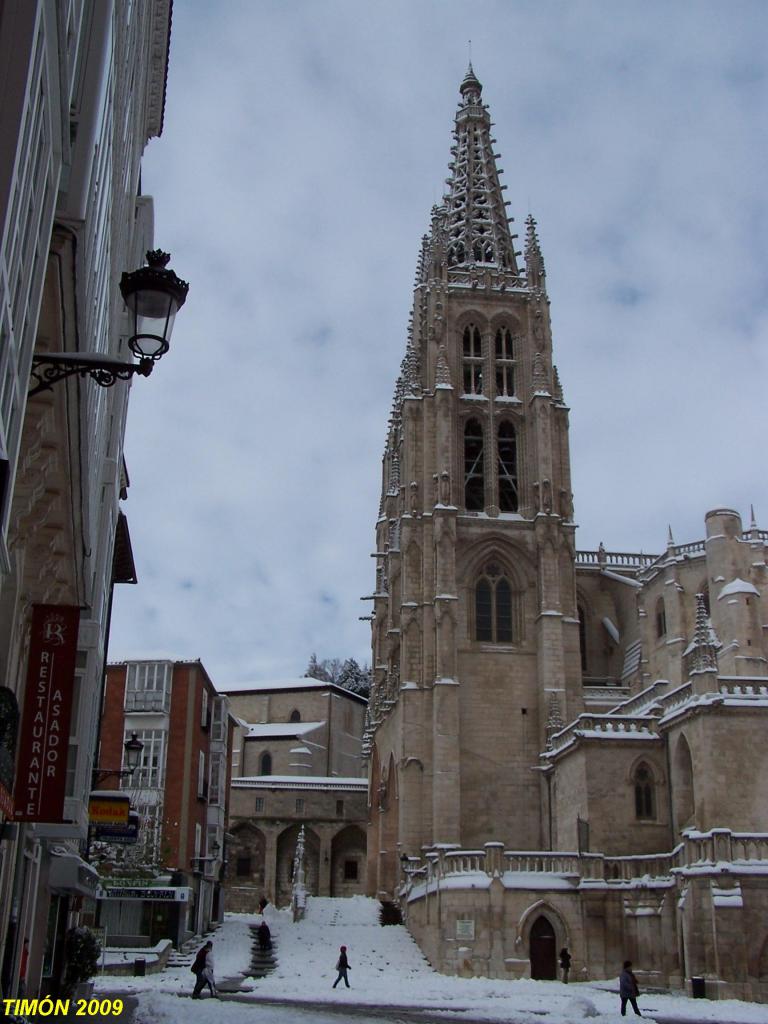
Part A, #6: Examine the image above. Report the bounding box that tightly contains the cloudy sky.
[108,0,768,685]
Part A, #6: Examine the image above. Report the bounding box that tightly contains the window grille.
[462,325,483,395]
[464,418,484,510]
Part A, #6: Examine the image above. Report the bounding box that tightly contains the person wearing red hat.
[332,945,351,989]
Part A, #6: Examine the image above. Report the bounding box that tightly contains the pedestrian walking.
[619,960,642,1016]
[191,940,217,998]
[257,920,272,951]
[332,945,351,989]
[559,947,571,984]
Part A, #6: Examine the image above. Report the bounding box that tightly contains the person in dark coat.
[559,947,571,983]
[332,945,350,989]
[191,941,214,999]
[257,920,272,950]
[619,960,641,1016]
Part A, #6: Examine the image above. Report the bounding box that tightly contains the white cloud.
[108,0,768,683]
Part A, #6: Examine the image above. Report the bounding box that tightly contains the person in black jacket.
[559,947,572,983]
[619,960,642,1016]
[191,941,214,999]
[332,945,351,989]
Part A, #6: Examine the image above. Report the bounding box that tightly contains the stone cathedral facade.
[364,67,768,1002]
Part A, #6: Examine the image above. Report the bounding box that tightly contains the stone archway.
[225,822,266,913]
[330,825,367,897]
[275,825,320,908]
[529,915,557,980]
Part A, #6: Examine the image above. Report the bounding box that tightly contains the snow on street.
[94,896,768,1024]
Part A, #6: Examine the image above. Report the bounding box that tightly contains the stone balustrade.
[412,829,768,890]
[547,713,659,754]
[576,550,657,569]
[718,681,768,698]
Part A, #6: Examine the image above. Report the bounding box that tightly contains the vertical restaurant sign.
[13,605,80,822]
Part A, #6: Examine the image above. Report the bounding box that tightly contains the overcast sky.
[108,0,768,686]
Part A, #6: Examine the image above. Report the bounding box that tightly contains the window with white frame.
[123,728,166,789]
[201,688,209,728]
[209,752,223,805]
[198,750,206,798]
[124,662,171,713]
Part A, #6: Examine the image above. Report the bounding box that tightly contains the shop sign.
[97,886,190,902]
[94,812,138,843]
[89,795,130,825]
[13,606,79,822]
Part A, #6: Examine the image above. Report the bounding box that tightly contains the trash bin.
[691,976,705,998]
[134,958,146,977]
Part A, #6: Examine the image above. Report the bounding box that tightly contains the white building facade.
[0,0,175,999]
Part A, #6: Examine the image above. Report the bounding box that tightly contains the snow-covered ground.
[94,896,768,1023]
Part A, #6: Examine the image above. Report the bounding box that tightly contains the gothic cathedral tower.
[365,68,582,897]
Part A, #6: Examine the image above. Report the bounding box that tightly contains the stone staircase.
[166,937,200,969]
[247,924,278,979]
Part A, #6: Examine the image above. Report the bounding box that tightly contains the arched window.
[474,562,516,643]
[464,418,484,510]
[578,605,588,673]
[495,328,516,397]
[634,763,655,820]
[260,751,272,776]
[289,709,301,722]
[497,422,518,512]
[655,598,667,638]
[462,325,483,395]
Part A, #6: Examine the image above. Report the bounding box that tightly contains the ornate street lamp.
[91,731,144,787]
[29,250,188,396]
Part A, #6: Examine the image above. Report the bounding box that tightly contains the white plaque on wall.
[456,918,475,939]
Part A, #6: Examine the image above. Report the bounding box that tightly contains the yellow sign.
[89,796,129,824]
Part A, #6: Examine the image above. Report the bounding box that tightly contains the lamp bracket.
[29,353,153,396]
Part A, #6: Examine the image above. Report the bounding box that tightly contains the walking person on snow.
[559,947,571,983]
[619,960,642,1016]
[332,945,351,989]
[191,940,217,999]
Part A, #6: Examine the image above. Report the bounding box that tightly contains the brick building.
[224,678,367,910]
[94,660,232,948]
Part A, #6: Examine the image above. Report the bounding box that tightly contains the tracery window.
[634,763,655,820]
[474,562,516,643]
[497,422,518,512]
[655,598,667,639]
[464,418,485,511]
[462,325,483,395]
[495,327,516,397]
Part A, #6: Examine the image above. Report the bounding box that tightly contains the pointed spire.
[666,525,675,550]
[750,504,757,530]
[440,67,518,274]
[388,450,400,495]
[688,593,718,675]
[459,62,482,105]
[525,214,546,289]
[553,365,564,403]
[435,345,452,388]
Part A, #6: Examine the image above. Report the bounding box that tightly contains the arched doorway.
[530,915,557,980]
[330,825,367,897]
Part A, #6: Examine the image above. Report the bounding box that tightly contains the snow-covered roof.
[232,774,368,791]
[717,578,760,600]
[222,677,367,703]
[243,721,324,739]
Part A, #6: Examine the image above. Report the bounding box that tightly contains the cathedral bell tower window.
[474,562,515,643]
[464,418,485,511]
[462,325,484,395]
[495,328,516,397]
[497,422,518,512]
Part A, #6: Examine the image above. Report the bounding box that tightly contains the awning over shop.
[49,851,100,898]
